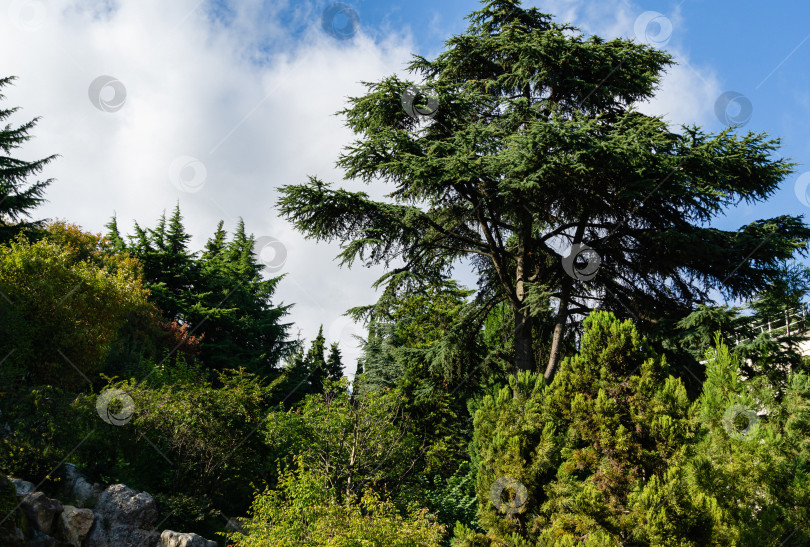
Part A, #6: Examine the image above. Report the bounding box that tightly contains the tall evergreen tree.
[104,215,127,253]
[305,326,328,394]
[128,205,198,323]
[0,76,56,242]
[277,0,810,384]
[108,211,294,376]
[326,342,344,382]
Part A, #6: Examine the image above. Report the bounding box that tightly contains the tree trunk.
[545,221,586,384]
[514,305,535,377]
[513,207,535,378]
[544,277,571,384]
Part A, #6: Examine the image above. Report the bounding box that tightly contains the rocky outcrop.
[56,506,93,547]
[83,524,160,547]
[23,529,67,546]
[160,530,218,547]
[83,484,160,547]
[10,478,35,495]
[60,464,102,508]
[95,484,159,528]
[3,469,220,547]
[20,491,63,536]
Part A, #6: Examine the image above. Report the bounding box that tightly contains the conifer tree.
[107,211,293,376]
[0,76,56,242]
[104,215,127,252]
[326,342,344,382]
[278,0,810,383]
[461,311,720,545]
[305,326,328,393]
[128,205,198,322]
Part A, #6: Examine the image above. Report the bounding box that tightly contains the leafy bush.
[264,378,423,504]
[225,462,445,546]
[0,384,75,490]
[71,368,274,516]
[0,224,152,389]
[460,312,810,546]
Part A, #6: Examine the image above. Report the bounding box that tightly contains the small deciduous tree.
[264,378,424,502]
[0,223,152,388]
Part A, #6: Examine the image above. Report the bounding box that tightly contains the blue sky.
[2,0,809,370]
[348,0,810,223]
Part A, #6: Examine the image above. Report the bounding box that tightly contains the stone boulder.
[82,484,160,547]
[20,492,63,535]
[10,478,35,495]
[160,530,218,547]
[93,484,158,529]
[55,505,93,547]
[60,464,102,507]
[24,529,68,546]
[83,523,160,547]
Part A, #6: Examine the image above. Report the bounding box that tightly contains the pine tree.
[0,76,57,242]
[109,211,294,376]
[326,342,344,382]
[211,218,293,375]
[463,311,720,545]
[133,205,198,323]
[104,215,127,253]
[306,326,328,394]
[201,220,227,260]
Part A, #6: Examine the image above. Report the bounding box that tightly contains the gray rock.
[82,484,160,547]
[93,484,158,529]
[60,464,101,507]
[160,530,218,547]
[20,492,63,535]
[10,478,35,495]
[83,521,160,547]
[55,505,93,547]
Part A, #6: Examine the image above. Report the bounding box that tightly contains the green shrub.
[225,462,445,546]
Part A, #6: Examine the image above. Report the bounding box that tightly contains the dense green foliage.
[110,208,295,376]
[457,312,810,546]
[265,378,424,502]
[0,223,153,388]
[225,462,446,546]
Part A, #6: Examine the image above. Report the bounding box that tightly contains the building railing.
[733,303,810,344]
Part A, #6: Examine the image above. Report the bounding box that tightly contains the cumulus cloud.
[0,0,722,376]
[1,0,421,374]
[531,0,721,127]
